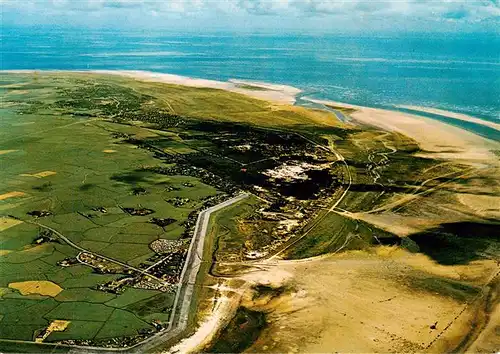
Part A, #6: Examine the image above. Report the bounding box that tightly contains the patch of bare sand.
[305,98,499,163]
[456,194,500,219]
[9,280,63,297]
[20,171,56,178]
[350,160,500,236]
[352,197,499,239]
[351,212,432,236]
[0,191,26,200]
[235,250,496,354]
[466,300,500,353]
[351,168,500,236]
[372,247,497,284]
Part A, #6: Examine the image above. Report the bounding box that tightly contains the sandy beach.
[397,105,500,131]
[3,69,496,353]
[2,70,300,105]
[4,69,498,164]
[304,97,500,163]
[99,71,500,163]
[95,70,301,104]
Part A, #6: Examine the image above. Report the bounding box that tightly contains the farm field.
[0,74,222,346]
[0,72,352,348]
[1,72,498,353]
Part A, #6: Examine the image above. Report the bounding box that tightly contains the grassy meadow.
[0,73,223,345]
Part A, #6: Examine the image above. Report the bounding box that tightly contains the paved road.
[0,193,248,353]
[8,217,166,284]
[136,193,249,352]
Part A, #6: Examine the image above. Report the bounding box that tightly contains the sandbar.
[397,105,500,131]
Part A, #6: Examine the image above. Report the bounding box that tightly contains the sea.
[2,27,499,137]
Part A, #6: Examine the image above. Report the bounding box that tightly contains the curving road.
[1,193,249,353]
[12,217,167,284]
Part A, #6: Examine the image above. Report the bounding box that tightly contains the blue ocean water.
[2,27,499,124]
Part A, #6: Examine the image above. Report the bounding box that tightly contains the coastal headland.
[0,70,498,353]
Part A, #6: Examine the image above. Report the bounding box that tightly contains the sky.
[2,0,499,33]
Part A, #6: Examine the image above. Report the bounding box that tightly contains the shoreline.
[2,69,499,163]
[396,105,500,131]
[1,69,498,353]
[1,69,301,105]
[303,97,499,163]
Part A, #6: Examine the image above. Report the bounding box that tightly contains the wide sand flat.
[175,248,496,354]
[241,250,496,353]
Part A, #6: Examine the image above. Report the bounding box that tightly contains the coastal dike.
[0,71,498,354]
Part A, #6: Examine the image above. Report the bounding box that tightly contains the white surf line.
[396,105,500,131]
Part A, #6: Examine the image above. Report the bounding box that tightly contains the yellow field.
[19,170,57,178]
[22,243,51,253]
[0,217,23,232]
[0,150,18,155]
[0,250,13,256]
[0,191,26,201]
[102,149,117,153]
[9,280,63,297]
[36,320,71,343]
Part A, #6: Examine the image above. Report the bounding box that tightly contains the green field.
[0,71,451,348]
[283,212,378,259]
[0,72,342,130]
[0,73,223,346]
[208,196,263,265]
